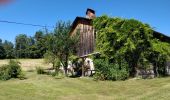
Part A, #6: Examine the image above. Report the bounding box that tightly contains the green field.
[0,59,170,100]
[0,59,50,71]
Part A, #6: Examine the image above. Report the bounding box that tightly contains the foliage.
[15,34,29,58]
[46,21,79,76]
[14,32,47,59]
[0,60,23,80]
[36,67,45,74]
[0,22,76,60]
[0,39,6,59]
[8,60,22,78]
[93,15,170,77]
[17,71,26,80]
[93,58,129,81]
[0,45,6,59]
[34,31,47,58]
[0,65,11,80]
[44,51,60,73]
[2,40,14,59]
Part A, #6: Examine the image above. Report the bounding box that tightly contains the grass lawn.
[0,59,170,100]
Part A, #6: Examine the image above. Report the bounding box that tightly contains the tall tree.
[34,31,47,58]
[0,39,6,59]
[2,40,14,58]
[26,36,38,58]
[15,34,29,58]
[46,21,79,76]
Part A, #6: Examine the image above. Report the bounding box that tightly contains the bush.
[0,60,23,80]
[36,67,45,74]
[18,71,26,80]
[53,71,65,79]
[8,60,22,78]
[0,65,11,80]
[93,59,129,81]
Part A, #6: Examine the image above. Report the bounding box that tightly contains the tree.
[46,21,79,76]
[2,40,14,59]
[0,39,6,59]
[34,31,47,58]
[15,34,29,58]
[14,31,48,59]
[44,51,60,74]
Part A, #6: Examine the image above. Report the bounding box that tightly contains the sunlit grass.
[0,72,169,100]
[0,59,50,71]
[0,59,170,100]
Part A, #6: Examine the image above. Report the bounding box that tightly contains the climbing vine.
[93,15,170,79]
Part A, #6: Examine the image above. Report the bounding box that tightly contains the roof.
[70,17,170,43]
[70,17,92,35]
[153,31,170,43]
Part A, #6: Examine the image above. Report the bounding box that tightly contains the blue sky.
[0,0,170,43]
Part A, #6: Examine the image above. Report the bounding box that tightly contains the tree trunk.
[52,62,55,69]
[154,62,159,77]
[130,63,137,77]
[133,64,137,77]
[64,55,69,77]
[81,57,86,77]
[64,67,68,76]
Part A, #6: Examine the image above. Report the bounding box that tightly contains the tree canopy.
[45,21,79,76]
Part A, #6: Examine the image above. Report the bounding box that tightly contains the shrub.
[0,60,23,80]
[36,67,45,74]
[0,65,11,80]
[93,59,129,81]
[18,71,26,80]
[8,60,22,78]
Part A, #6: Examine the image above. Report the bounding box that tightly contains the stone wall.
[136,69,155,79]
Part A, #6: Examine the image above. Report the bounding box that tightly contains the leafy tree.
[15,34,29,58]
[34,31,47,58]
[0,39,6,59]
[44,50,57,69]
[14,33,46,59]
[2,40,14,59]
[44,51,60,74]
[46,21,79,76]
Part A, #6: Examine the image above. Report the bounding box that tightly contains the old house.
[69,8,96,57]
[69,8,96,76]
[70,8,170,77]
[70,8,170,57]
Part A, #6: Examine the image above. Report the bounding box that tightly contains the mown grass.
[0,72,170,100]
[0,59,170,100]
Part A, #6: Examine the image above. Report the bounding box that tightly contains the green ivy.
[93,15,170,78]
